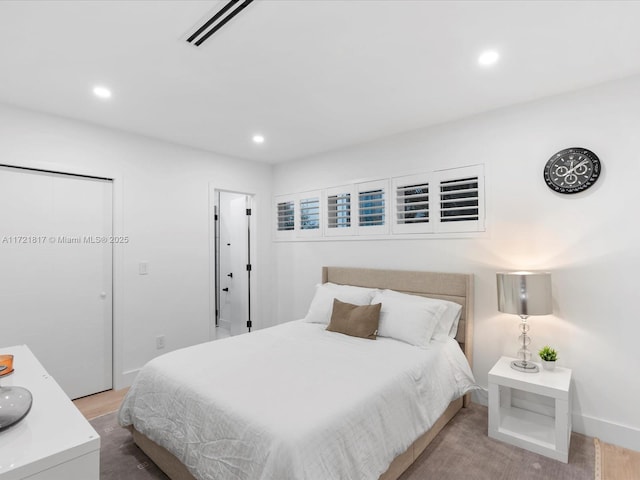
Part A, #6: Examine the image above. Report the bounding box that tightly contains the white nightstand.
[488,356,572,463]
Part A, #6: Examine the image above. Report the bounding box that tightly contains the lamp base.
[511,360,539,373]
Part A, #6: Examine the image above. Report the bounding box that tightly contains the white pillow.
[442,303,463,338]
[382,289,462,338]
[304,283,379,324]
[372,290,447,348]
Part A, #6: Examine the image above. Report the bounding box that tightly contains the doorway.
[0,165,113,399]
[212,190,254,339]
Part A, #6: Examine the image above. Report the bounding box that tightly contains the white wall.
[272,75,640,450]
[0,103,273,388]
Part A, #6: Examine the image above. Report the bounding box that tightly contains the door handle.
[227,273,233,278]
[222,288,229,292]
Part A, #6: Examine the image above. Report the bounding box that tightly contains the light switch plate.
[139,262,149,275]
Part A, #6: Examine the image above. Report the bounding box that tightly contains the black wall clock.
[543,147,601,194]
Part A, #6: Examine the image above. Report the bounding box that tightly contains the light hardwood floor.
[73,388,129,420]
[595,438,640,480]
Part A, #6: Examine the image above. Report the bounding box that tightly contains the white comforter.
[118,320,476,480]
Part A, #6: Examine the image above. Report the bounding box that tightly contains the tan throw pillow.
[326,299,381,340]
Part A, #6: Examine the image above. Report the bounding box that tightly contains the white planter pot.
[541,360,556,371]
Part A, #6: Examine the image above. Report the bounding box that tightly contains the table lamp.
[497,271,552,373]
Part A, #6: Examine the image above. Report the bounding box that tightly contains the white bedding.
[118,320,476,480]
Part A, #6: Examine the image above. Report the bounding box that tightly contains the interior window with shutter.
[391,173,432,234]
[434,165,484,233]
[359,190,384,226]
[440,177,479,222]
[274,194,297,239]
[277,201,295,230]
[300,197,319,230]
[356,180,388,234]
[297,190,322,238]
[397,184,429,223]
[273,164,484,241]
[328,193,351,228]
[325,186,354,236]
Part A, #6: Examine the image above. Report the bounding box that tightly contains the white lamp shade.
[497,272,552,316]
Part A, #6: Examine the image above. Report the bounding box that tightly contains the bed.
[118,267,475,480]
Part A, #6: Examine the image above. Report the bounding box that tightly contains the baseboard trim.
[471,388,488,406]
[572,412,640,452]
[471,390,639,451]
[115,368,140,390]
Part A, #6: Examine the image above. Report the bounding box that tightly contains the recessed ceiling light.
[92,86,112,99]
[478,50,499,67]
[252,134,265,144]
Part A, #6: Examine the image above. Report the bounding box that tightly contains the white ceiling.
[1,0,640,163]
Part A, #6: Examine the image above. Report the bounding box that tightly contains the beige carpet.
[594,438,640,480]
[399,403,593,480]
[93,403,597,480]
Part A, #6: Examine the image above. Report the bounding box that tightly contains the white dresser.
[0,345,100,479]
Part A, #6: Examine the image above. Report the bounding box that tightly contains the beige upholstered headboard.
[322,266,474,377]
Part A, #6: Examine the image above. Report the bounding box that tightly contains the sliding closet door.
[0,166,113,399]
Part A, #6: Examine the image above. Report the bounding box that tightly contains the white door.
[0,166,113,399]
[216,192,251,337]
[228,195,249,336]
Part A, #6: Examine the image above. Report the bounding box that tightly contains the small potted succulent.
[538,345,558,371]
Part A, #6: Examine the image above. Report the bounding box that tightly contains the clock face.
[543,148,601,194]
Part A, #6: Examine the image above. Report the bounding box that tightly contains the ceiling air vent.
[187,0,254,47]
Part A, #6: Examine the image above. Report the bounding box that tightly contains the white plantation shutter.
[327,193,351,228]
[274,194,296,239]
[396,185,429,223]
[277,201,295,230]
[274,164,484,240]
[434,165,484,233]
[298,190,322,238]
[356,180,388,235]
[325,185,354,236]
[358,190,384,226]
[392,173,432,234]
[440,177,479,222]
[300,198,319,230]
